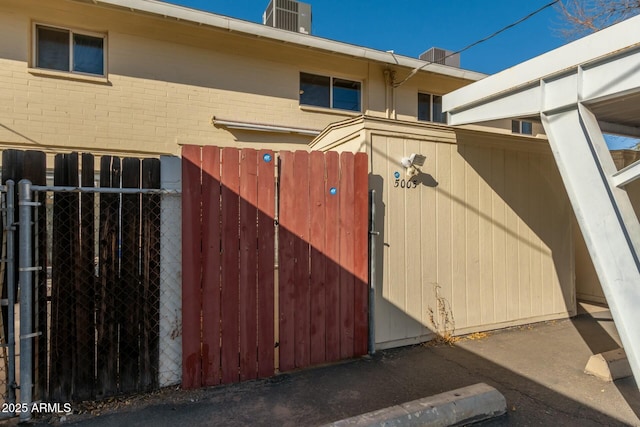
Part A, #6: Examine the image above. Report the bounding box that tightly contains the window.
[300,72,361,112]
[35,24,105,76]
[418,93,445,123]
[512,120,533,135]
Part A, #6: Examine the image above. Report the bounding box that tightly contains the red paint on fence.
[293,151,310,369]
[220,148,241,384]
[239,149,259,381]
[201,146,221,386]
[257,150,275,378]
[181,146,368,389]
[278,151,296,372]
[324,151,341,363]
[339,153,356,359]
[309,151,327,365]
[181,145,202,390]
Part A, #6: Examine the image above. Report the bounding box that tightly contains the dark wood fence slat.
[239,149,258,381]
[201,146,221,387]
[277,151,296,372]
[292,151,310,369]
[309,151,326,365]
[120,158,141,393]
[257,150,275,378]
[0,151,22,395]
[353,153,369,356]
[97,156,120,397]
[74,153,95,400]
[181,146,203,389]
[220,148,240,384]
[50,153,79,402]
[324,151,341,363]
[141,158,161,390]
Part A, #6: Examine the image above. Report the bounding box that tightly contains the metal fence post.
[159,156,182,387]
[6,180,16,412]
[18,179,34,422]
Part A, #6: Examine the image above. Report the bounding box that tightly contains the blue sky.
[165,0,566,74]
[164,0,638,149]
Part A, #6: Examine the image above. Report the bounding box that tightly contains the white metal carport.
[443,14,640,390]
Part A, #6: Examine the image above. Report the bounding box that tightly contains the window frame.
[299,72,362,113]
[417,92,446,124]
[511,119,533,135]
[32,23,107,78]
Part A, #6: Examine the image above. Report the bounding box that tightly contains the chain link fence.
[0,152,182,422]
[29,183,182,404]
[0,182,17,418]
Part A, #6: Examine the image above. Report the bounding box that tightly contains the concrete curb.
[584,348,632,381]
[323,383,506,427]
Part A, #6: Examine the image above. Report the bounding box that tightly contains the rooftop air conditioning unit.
[263,0,312,34]
[419,47,460,68]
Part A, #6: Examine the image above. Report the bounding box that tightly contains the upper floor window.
[512,120,533,135]
[35,24,106,76]
[299,72,361,112]
[418,93,445,123]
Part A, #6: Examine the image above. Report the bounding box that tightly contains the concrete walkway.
[25,304,640,426]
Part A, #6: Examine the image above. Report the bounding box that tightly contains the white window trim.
[299,71,363,113]
[32,22,108,78]
[417,92,445,123]
[512,119,533,135]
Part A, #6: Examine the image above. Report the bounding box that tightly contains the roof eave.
[72,0,486,82]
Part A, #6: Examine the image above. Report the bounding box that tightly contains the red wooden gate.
[181,146,368,389]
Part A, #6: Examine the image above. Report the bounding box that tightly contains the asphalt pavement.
[18,303,640,426]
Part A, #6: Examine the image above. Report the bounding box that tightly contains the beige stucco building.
[0,0,612,349]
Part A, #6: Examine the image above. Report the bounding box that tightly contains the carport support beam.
[541,105,640,388]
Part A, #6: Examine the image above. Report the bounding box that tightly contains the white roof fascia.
[74,0,486,81]
[443,14,640,116]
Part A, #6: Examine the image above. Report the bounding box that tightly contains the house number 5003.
[394,179,418,189]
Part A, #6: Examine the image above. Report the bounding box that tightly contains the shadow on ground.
[21,308,635,427]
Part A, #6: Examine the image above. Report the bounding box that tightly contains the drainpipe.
[368,190,378,355]
[383,69,397,120]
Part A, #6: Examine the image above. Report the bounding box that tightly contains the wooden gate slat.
[202,146,221,386]
[292,151,310,369]
[220,148,240,384]
[257,150,275,378]
[180,145,368,381]
[120,158,141,393]
[97,156,120,397]
[339,153,355,359]
[141,158,161,390]
[353,153,369,356]
[239,149,258,381]
[309,151,327,365]
[324,151,341,363]
[181,146,202,389]
[278,151,296,372]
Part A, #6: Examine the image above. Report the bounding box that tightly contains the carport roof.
[443,14,640,137]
